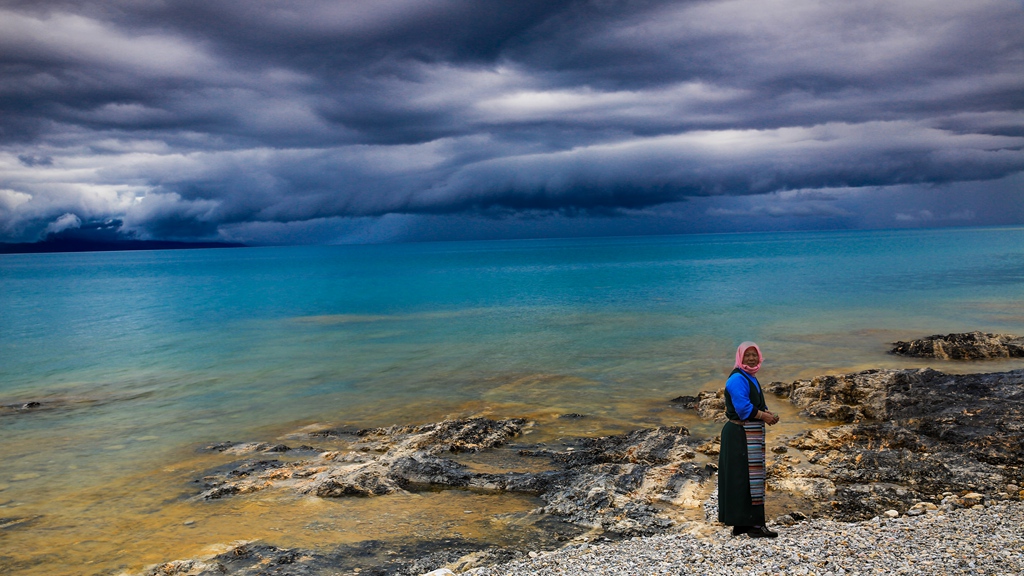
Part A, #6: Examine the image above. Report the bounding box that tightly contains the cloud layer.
[2,0,1023,242]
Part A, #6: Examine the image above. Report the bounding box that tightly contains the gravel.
[465,501,1024,576]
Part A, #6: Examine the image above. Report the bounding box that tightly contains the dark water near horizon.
[2,226,1024,574]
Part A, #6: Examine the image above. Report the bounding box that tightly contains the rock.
[354,417,528,454]
[695,438,720,456]
[695,391,726,421]
[768,367,1024,522]
[775,513,797,525]
[884,510,899,518]
[771,368,1024,465]
[138,541,317,576]
[669,395,700,408]
[769,478,836,500]
[196,418,528,501]
[193,419,709,536]
[535,427,711,535]
[962,492,984,506]
[672,391,726,421]
[421,569,454,576]
[890,331,1024,360]
[0,516,42,530]
[135,539,526,576]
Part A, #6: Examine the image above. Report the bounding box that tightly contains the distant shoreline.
[0,238,246,254]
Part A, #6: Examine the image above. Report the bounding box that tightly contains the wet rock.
[890,331,1024,360]
[389,455,473,490]
[669,395,700,408]
[530,427,711,535]
[140,541,330,575]
[194,420,709,536]
[670,391,725,422]
[196,418,528,501]
[201,441,310,455]
[0,516,42,530]
[354,417,527,455]
[575,426,696,465]
[694,438,720,456]
[1,401,43,413]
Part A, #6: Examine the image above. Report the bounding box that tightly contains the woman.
[718,342,780,537]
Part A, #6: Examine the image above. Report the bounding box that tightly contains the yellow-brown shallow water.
[7,350,1024,576]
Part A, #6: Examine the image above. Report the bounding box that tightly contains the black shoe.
[731,526,751,536]
[747,525,778,538]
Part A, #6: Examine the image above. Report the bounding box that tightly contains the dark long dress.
[718,368,768,527]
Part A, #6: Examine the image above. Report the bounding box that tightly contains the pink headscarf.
[735,341,763,374]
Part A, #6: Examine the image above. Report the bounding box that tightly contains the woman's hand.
[759,410,780,425]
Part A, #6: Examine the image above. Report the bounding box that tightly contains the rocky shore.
[138,499,1024,576]
[195,418,712,537]
[474,501,1024,576]
[123,335,1024,576]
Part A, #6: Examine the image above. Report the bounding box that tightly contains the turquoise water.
[4,226,1024,460]
[2,227,1024,573]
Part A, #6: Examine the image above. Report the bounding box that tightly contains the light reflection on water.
[2,228,1024,574]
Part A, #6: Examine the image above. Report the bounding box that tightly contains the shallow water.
[2,227,1024,574]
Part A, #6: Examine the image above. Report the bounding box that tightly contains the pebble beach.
[469,501,1024,576]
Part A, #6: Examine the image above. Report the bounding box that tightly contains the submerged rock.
[890,331,1024,360]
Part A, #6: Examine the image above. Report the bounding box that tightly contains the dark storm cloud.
[0,0,1022,242]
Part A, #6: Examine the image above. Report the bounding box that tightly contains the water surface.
[2,227,1023,574]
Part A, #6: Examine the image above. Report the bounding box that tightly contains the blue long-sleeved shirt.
[725,371,762,420]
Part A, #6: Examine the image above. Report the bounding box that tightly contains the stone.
[962,492,984,506]
[775,514,797,525]
[884,510,899,518]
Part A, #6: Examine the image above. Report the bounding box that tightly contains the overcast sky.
[1,0,1022,244]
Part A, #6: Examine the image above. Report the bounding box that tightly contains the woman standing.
[718,342,780,537]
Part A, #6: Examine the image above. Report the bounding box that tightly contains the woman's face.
[742,347,760,366]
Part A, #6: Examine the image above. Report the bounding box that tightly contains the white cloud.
[43,212,81,234]
[0,10,217,78]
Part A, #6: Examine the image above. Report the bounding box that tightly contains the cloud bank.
[1,0,1022,243]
